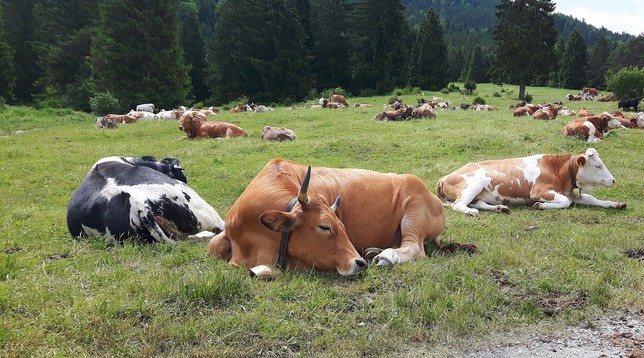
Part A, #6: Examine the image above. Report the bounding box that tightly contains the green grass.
[1,84,643,356]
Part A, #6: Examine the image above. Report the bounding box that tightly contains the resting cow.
[67,156,224,243]
[562,114,624,142]
[207,158,449,275]
[96,116,117,129]
[179,112,247,139]
[261,126,297,141]
[436,148,626,216]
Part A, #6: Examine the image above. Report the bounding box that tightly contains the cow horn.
[330,195,341,212]
[297,166,311,206]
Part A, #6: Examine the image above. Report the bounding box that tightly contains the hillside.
[402,0,633,47]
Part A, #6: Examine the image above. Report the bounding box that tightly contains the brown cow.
[562,114,624,142]
[566,94,583,101]
[578,107,593,117]
[178,112,247,139]
[330,94,349,107]
[105,113,138,124]
[412,107,436,119]
[532,108,555,120]
[582,87,599,99]
[372,106,414,121]
[320,98,346,109]
[261,126,297,141]
[616,112,644,129]
[513,107,531,117]
[207,158,449,274]
[436,148,625,216]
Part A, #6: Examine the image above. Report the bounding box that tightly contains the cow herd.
[71,92,639,277]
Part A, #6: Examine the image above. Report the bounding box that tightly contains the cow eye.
[318,225,332,234]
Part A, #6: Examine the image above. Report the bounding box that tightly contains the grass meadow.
[0,84,642,357]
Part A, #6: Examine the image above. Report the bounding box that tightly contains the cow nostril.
[355,258,367,268]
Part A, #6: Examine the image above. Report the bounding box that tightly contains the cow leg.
[572,193,627,209]
[207,230,232,261]
[469,200,510,214]
[141,211,176,244]
[531,190,572,210]
[450,184,485,216]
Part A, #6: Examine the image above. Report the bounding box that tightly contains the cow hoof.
[372,256,393,267]
[363,247,383,260]
[496,206,510,214]
[464,209,479,217]
[531,202,542,210]
[616,203,627,210]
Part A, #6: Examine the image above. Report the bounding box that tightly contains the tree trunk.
[518,78,526,100]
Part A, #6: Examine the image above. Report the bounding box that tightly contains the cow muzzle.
[338,257,368,276]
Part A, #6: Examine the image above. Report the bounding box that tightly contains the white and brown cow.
[562,113,624,142]
[207,158,452,275]
[436,148,626,216]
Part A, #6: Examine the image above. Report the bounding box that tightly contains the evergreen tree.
[92,0,190,110]
[586,36,612,89]
[310,0,351,91]
[560,29,588,89]
[466,45,489,83]
[180,1,209,103]
[492,0,557,99]
[608,35,644,73]
[548,37,566,87]
[32,0,99,110]
[351,0,411,94]
[0,4,15,102]
[207,0,313,103]
[2,0,39,104]
[410,7,448,91]
[447,45,465,82]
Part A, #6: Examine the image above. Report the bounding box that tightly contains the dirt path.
[462,312,644,358]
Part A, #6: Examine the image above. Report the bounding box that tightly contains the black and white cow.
[67,156,224,243]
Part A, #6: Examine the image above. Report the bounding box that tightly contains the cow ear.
[576,156,587,167]
[259,210,297,233]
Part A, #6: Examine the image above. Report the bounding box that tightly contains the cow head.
[635,112,644,128]
[574,148,616,191]
[178,112,205,137]
[601,112,627,129]
[258,167,367,276]
[159,157,187,183]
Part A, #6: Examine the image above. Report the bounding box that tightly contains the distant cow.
[532,108,555,120]
[578,107,593,117]
[127,110,155,121]
[330,94,349,107]
[67,156,224,243]
[155,109,178,120]
[105,113,138,124]
[261,126,297,141]
[320,98,346,109]
[373,106,414,121]
[207,158,453,275]
[566,94,583,101]
[179,112,247,139]
[436,148,625,216]
[562,114,624,142]
[136,103,156,113]
[618,98,639,112]
[616,112,644,129]
[96,116,117,129]
[581,87,599,99]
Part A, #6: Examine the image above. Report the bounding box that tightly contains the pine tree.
[207,0,312,104]
[310,0,351,91]
[92,0,190,110]
[587,36,612,89]
[608,35,644,73]
[447,46,465,83]
[410,7,448,91]
[180,1,208,103]
[560,29,588,90]
[350,0,411,94]
[32,0,99,110]
[0,4,15,102]
[2,0,39,104]
[492,0,557,99]
[466,45,489,83]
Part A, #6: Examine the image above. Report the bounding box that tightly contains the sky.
[554,1,644,36]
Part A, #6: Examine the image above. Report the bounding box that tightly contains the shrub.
[321,87,349,99]
[0,96,5,111]
[440,88,450,94]
[63,79,96,112]
[447,83,461,92]
[607,67,644,99]
[472,96,486,105]
[492,92,501,97]
[89,91,121,116]
[463,80,477,95]
[524,93,533,103]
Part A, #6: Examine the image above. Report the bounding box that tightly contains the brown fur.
[179,112,247,139]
